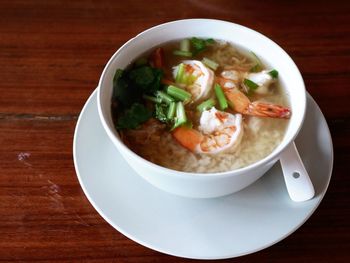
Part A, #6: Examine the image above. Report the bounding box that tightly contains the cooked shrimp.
[173,60,214,102]
[217,76,290,119]
[220,69,275,95]
[172,107,243,154]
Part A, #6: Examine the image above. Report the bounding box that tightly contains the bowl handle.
[279,142,315,202]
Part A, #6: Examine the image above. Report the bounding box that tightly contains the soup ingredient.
[173,38,215,58]
[173,39,193,57]
[156,90,174,104]
[172,107,243,154]
[121,118,166,147]
[173,50,193,57]
[217,73,289,118]
[190,37,215,56]
[113,39,291,173]
[243,78,259,92]
[117,103,152,129]
[180,39,190,52]
[113,66,163,108]
[173,60,214,102]
[196,98,216,112]
[202,57,219,71]
[167,101,176,120]
[268,69,279,78]
[155,103,168,123]
[245,70,276,94]
[214,84,228,110]
[166,85,192,103]
[173,101,187,129]
[220,69,278,95]
[150,47,164,68]
[112,54,164,129]
[223,87,291,118]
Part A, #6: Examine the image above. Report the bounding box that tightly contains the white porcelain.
[97,19,306,198]
[73,89,333,259]
[280,142,315,201]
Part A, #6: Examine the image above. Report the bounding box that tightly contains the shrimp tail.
[247,102,291,119]
[223,86,291,119]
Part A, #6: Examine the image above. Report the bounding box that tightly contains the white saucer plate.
[73,89,333,259]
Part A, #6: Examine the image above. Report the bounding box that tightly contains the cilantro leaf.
[113,69,141,107]
[190,37,215,56]
[129,66,155,87]
[128,66,163,94]
[117,103,152,129]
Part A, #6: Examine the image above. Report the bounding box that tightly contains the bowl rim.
[97,18,306,178]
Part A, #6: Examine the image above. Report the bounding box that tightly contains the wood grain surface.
[0,0,349,262]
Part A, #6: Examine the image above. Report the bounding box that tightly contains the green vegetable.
[167,102,176,120]
[113,69,142,107]
[166,85,192,102]
[173,50,192,57]
[128,66,163,94]
[190,37,215,56]
[156,90,174,105]
[142,94,161,103]
[112,65,164,109]
[173,102,187,129]
[175,63,185,83]
[243,78,259,91]
[180,39,190,52]
[214,84,228,111]
[154,103,168,123]
[249,51,263,72]
[117,103,152,129]
[202,57,219,71]
[268,69,279,78]
[196,98,216,112]
[175,63,197,85]
[129,66,154,86]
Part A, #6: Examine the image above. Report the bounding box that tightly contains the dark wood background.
[0,0,349,262]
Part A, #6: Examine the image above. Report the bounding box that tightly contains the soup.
[111,38,290,173]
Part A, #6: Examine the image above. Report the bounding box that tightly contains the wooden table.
[1,1,349,262]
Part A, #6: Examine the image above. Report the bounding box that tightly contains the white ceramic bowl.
[97,19,306,198]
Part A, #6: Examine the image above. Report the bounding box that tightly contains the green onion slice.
[167,102,176,120]
[173,102,187,129]
[175,63,185,83]
[202,57,219,71]
[156,91,174,105]
[196,98,216,112]
[173,50,192,57]
[243,78,259,91]
[166,85,192,102]
[268,69,279,79]
[180,39,190,52]
[214,84,228,111]
[143,94,161,104]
